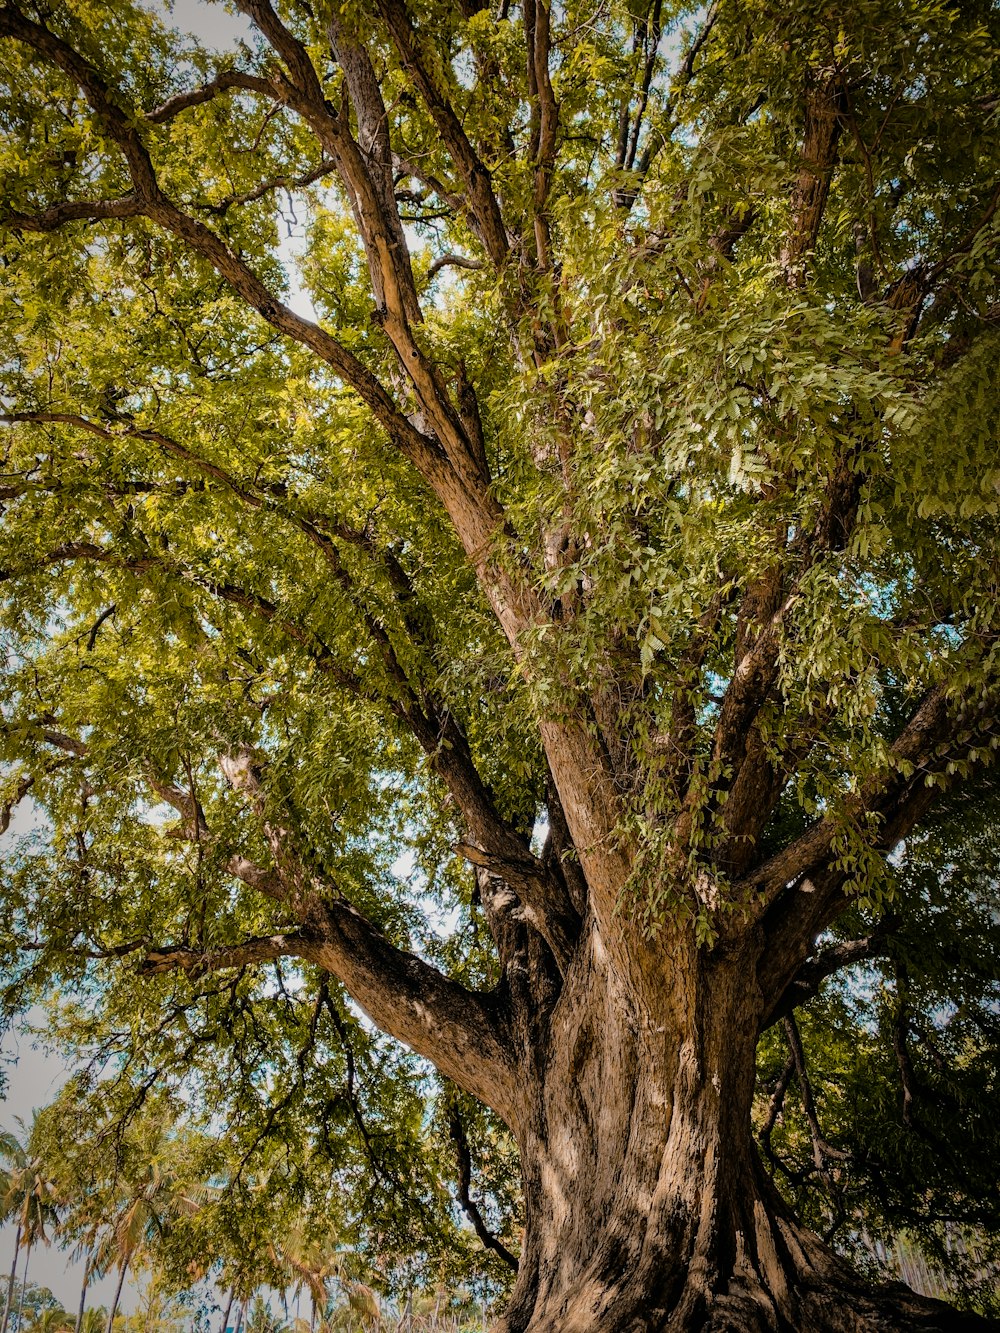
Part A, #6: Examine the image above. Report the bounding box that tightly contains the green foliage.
[754,776,1000,1310]
[0,0,998,1309]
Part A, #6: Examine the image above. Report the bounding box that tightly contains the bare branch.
[762,934,888,1030]
[197,158,338,215]
[3,196,145,230]
[759,1050,795,1158]
[447,1098,519,1271]
[144,70,275,124]
[139,932,309,976]
[426,252,485,281]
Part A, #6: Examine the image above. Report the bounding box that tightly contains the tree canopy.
[0,0,998,1328]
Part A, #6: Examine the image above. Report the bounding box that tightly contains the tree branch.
[144,70,275,124]
[0,3,443,477]
[139,932,309,976]
[892,961,916,1128]
[1,413,579,958]
[783,1013,850,1178]
[447,1098,519,1271]
[780,71,845,286]
[376,0,510,267]
[746,681,956,907]
[426,252,485,281]
[752,682,997,1012]
[614,2,719,211]
[195,158,338,215]
[217,747,518,1117]
[0,773,34,834]
[761,934,888,1030]
[3,196,145,230]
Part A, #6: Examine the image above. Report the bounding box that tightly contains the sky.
[157,0,253,52]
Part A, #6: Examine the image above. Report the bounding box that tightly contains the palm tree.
[92,1136,197,1333]
[0,1130,24,1333]
[26,1307,73,1333]
[71,1248,96,1333]
[0,1117,60,1333]
[269,1228,338,1332]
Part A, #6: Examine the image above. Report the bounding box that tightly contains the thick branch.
[376,0,509,266]
[217,748,517,1117]
[426,252,485,281]
[3,196,145,230]
[780,71,845,285]
[762,934,887,1030]
[139,932,308,976]
[144,70,274,123]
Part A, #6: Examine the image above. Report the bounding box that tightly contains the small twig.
[892,962,917,1127]
[446,1098,518,1272]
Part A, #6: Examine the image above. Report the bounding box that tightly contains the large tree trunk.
[498,928,987,1333]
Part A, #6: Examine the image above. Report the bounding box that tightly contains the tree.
[24,1301,74,1333]
[0,1121,60,1333]
[0,1133,24,1333]
[0,0,998,1328]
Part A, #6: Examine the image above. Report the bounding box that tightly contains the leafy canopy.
[0,0,998,1303]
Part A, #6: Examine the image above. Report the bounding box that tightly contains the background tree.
[0,1120,60,1333]
[0,1,999,1330]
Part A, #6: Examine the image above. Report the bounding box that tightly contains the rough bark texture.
[482,917,992,1333]
[495,924,994,1333]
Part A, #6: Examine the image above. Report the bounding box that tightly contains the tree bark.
[105,1259,128,1333]
[74,1251,91,1333]
[496,924,990,1333]
[0,1225,21,1333]
[219,1287,234,1333]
